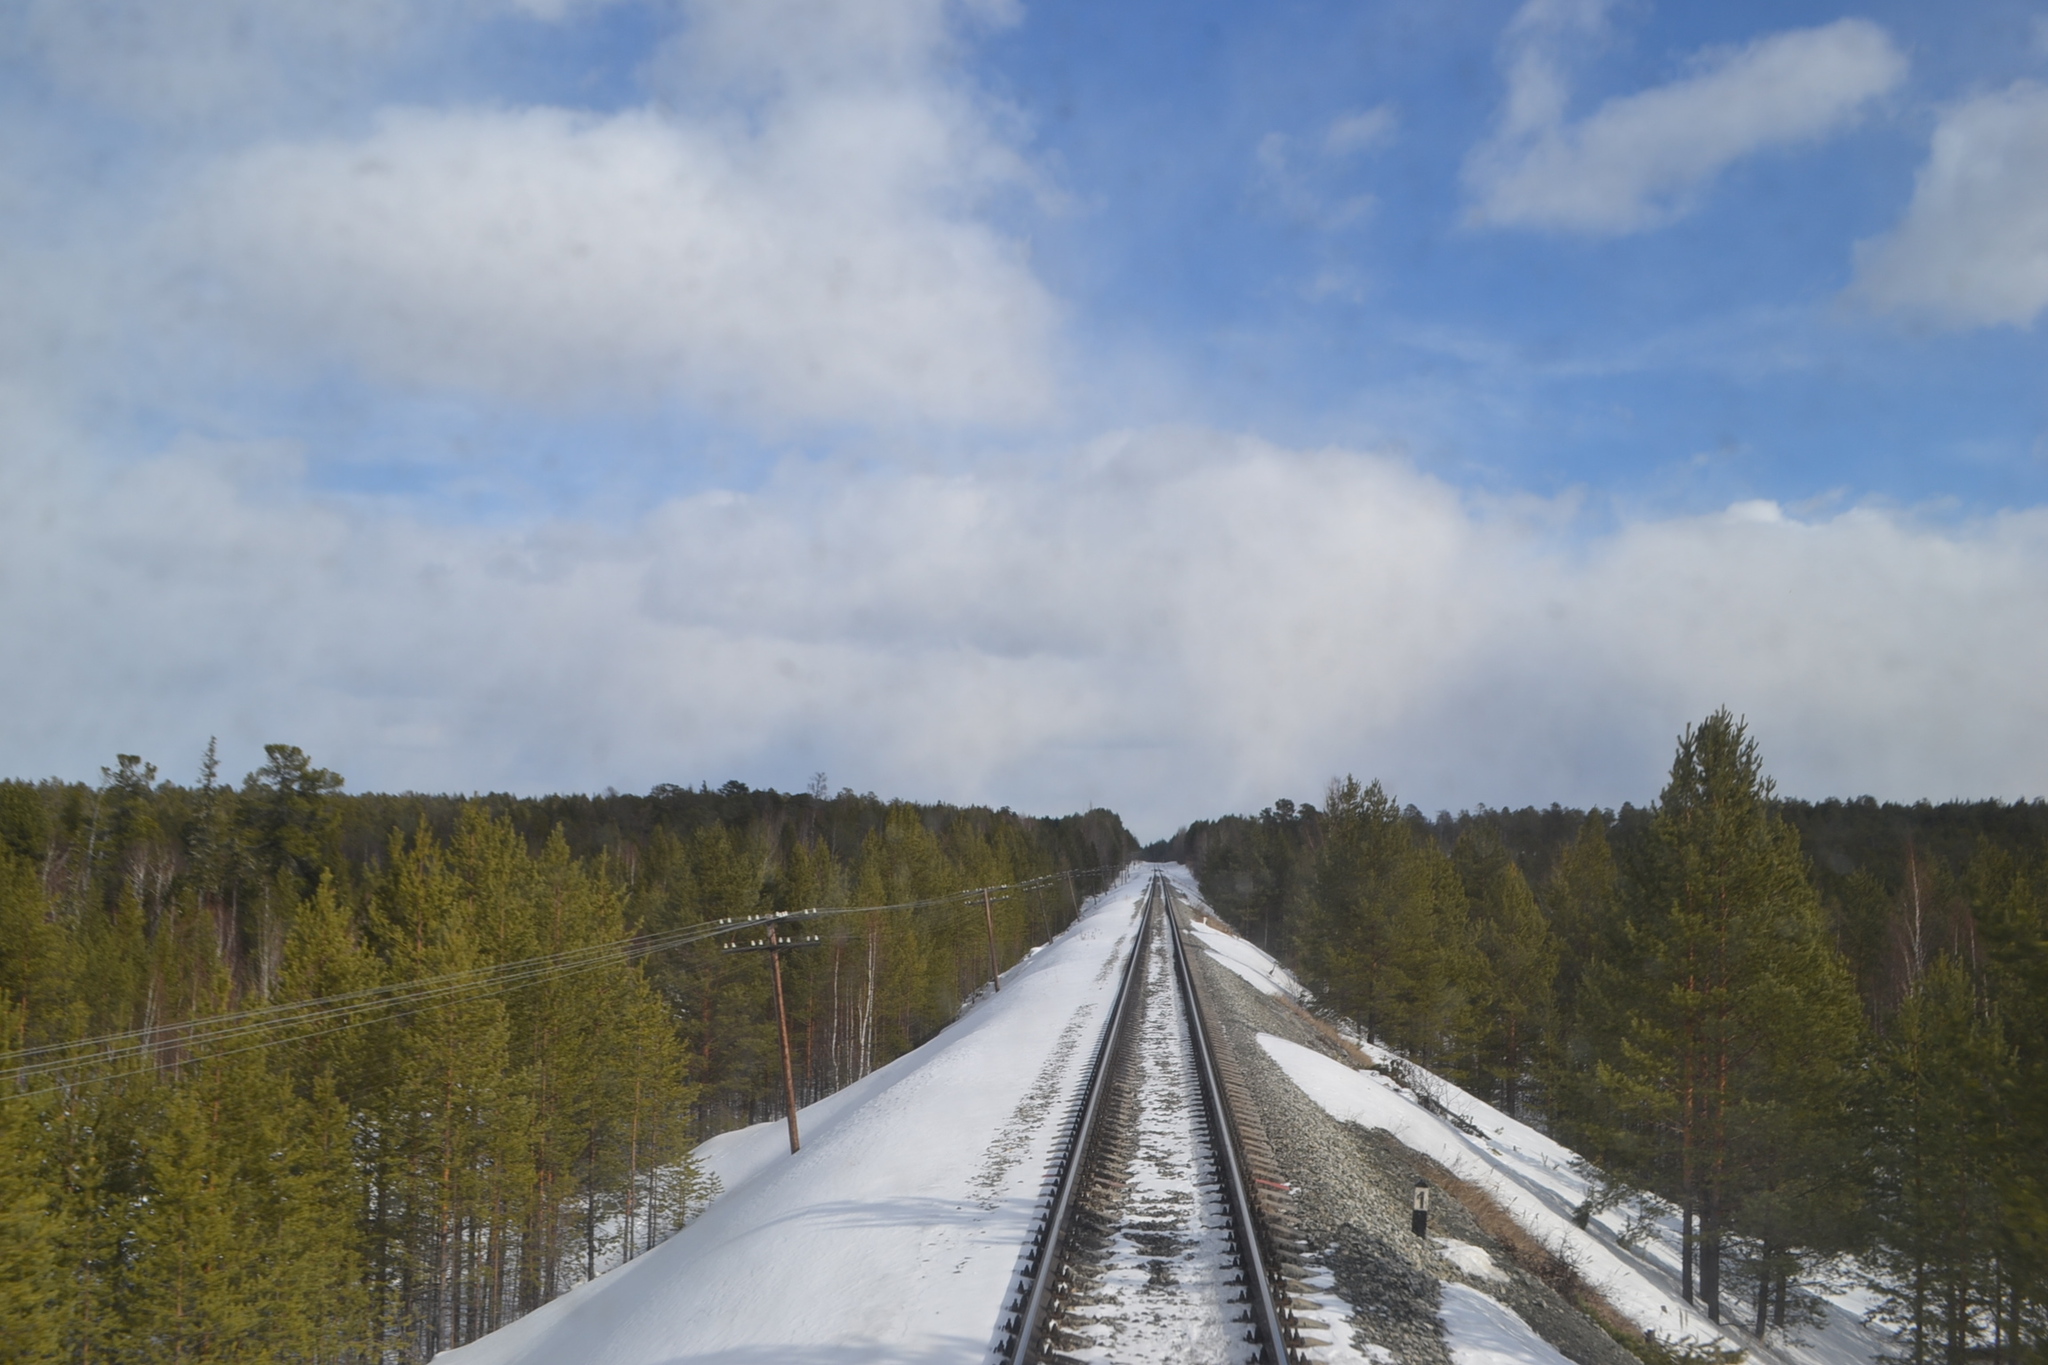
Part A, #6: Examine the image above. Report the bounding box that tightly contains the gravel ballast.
[1184,909,1641,1365]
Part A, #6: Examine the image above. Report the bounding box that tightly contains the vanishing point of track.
[995,874,1321,1364]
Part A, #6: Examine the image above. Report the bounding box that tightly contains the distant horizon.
[15,749,2045,851]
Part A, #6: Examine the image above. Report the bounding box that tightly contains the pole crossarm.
[720,936,825,954]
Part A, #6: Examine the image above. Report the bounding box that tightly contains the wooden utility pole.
[767,921,802,1154]
[982,887,1002,992]
[722,918,821,1155]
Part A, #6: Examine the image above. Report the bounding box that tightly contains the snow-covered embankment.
[1183,920,1892,1365]
[438,866,1161,1364]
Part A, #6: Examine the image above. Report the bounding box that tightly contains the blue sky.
[999,0,2048,509]
[4,0,2048,835]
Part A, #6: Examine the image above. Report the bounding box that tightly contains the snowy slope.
[1169,924,1896,1365]
[440,866,1895,1365]
[1188,920,1307,999]
[437,866,1161,1365]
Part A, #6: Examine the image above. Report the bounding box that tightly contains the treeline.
[0,744,1134,1362]
[1158,711,2047,1364]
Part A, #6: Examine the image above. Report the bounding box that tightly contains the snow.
[1188,920,1308,1000]
[1440,1284,1575,1365]
[437,865,1168,1365]
[1436,1239,1509,1284]
[1292,1263,1396,1365]
[1156,915,1900,1365]
[1257,1030,1728,1352]
[439,869,1901,1365]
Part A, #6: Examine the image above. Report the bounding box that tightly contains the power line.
[5,868,1100,1069]
[1,866,1116,1101]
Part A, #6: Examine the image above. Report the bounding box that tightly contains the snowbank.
[1441,1284,1576,1365]
[437,865,1162,1365]
[1188,920,1308,1000]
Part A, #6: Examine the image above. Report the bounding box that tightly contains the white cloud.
[1465,13,1905,234]
[1325,106,1397,157]
[175,96,1057,425]
[1851,81,2048,328]
[647,0,1021,104]
[3,0,636,118]
[4,0,1057,430]
[1255,133,1376,233]
[9,410,2048,838]
[1253,104,1395,235]
[7,0,424,120]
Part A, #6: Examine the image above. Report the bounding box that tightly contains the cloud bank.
[8,0,1056,431]
[8,417,2045,837]
[1466,7,1905,234]
[6,1,2047,840]
[1853,81,2048,329]
[182,99,1055,423]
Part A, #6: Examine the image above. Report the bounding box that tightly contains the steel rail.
[1162,877,1300,1364]
[999,872,1297,1364]
[1000,878,1156,1362]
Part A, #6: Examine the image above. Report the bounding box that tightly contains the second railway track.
[997,874,1324,1364]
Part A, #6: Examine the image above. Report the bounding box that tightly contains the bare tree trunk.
[829,940,843,1091]
[858,924,878,1078]
[1701,1191,1721,1322]
[1682,1200,1694,1304]
[584,1129,600,1282]
[1755,1246,1771,1337]
[625,1078,640,1261]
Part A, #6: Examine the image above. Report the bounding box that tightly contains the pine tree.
[1301,777,1412,1043]
[374,816,533,1355]
[1383,839,1480,1071]
[0,1039,62,1362]
[1454,826,1558,1116]
[1545,812,1622,1023]
[123,1079,261,1360]
[1966,843,2048,1358]
[242,744,344,901]
[1597,711,1863,1322]
[1539,815,1630,1161]
[1865,956,2010,1364]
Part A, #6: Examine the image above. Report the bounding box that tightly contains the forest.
[1159,710,2047,1365]
[4,716,2043,1365]
[0,745,1134,1362]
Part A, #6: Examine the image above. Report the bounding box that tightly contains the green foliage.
[1164,713,2046,1357]
[0,781,53,866]
[1455,825,1558,1114]
[243,744,344,899]
[1593,711,1865,1321]
[1863,957,2017,1364]
[0,1089,61,1364]
[0,747,1134,1362]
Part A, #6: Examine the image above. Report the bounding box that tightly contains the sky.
[5,0,2048,838]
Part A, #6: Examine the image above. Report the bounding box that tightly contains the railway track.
[996,874,1325,1364]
